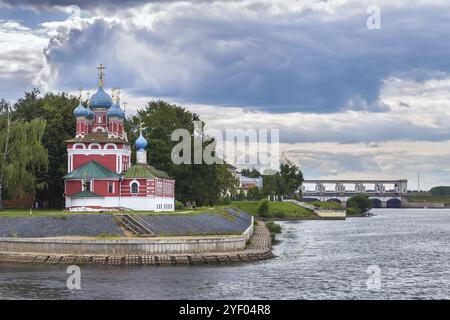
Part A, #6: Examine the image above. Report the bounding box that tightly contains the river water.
[0,209,449,300]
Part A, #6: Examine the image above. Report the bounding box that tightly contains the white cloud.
[0,20,47,99]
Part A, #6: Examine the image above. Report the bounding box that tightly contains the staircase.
[115,214,155,237]
[283,199,316,210]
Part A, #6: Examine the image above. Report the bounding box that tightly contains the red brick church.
[64,65,175,211]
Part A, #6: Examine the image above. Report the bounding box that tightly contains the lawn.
[311,201,343,209]
[230,201,315,219]
[0,209,69,217]
[0,206,233,218]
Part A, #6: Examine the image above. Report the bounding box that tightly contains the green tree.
[128,100,238,206]
[430,186,450,196]
[0,99,48,210]
[261,161,304,197]
[241,168,261,178]
[279,160,304,197]
[13,89,77,207]
[347,194,372,214]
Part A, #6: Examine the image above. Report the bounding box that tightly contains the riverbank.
[0,222,273,266]
[230,201,316,219]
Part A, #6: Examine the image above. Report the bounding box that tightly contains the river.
[0,208,449,299]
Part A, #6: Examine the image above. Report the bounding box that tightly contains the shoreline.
[0,222,274,266]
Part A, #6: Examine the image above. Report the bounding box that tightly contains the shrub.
[265,221,282,234]
[175,200,185,210]
[247,186,264,201]
[257,199,270,217]
[347,194,372,214]
[346,207,361,215]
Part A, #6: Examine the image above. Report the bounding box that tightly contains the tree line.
[0,90,304,209]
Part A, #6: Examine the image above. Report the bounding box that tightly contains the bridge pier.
[381,200,387,208]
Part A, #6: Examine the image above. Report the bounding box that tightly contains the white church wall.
[67,196,175,212]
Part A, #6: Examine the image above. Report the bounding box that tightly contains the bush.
[347,194,372,214]
[257,199,270,217]
[175,200,185,210]
[247,186,264,201]
[220,196,231,205]
[265,221,282,234]
[346,207,361,215]
[430,186,450,196]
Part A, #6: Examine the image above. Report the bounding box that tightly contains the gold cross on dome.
[78,87,83,98]
[97,64,105,87]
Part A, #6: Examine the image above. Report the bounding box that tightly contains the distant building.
[227,163,263,191]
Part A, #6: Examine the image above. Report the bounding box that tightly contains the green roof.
[67,132,128,144]
[64,161,121,179]
[71,190,102,198]
[123,163,172,180]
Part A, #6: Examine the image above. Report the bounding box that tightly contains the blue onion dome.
[135,131,148,150]
[73,101,88,117]
[89,87,113,110]
[107,101,125,119]
[86,106,94,119]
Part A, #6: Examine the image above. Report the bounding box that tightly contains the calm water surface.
[1,209,449,299]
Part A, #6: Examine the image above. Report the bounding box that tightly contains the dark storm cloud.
[35,1,450,114]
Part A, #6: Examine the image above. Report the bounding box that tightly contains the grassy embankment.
[230,201,316,219]
[0,201,317,220]
[405,193,450,205]
[311,201,343,209]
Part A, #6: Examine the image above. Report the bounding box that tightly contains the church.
[64,65,175,212]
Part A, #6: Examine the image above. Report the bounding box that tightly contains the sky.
[1,0,450,190]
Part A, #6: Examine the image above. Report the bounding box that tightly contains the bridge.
[300,179,408,208]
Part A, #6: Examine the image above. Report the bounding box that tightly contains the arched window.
[131,182,139,194]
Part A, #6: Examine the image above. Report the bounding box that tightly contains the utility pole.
[417,172,420,192]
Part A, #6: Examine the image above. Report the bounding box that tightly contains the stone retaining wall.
[0,221,273,266]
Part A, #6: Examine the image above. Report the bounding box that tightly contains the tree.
[430,186,450,196]
[279,160,304,197]
[241,168,261,178]
[0,99,48,210]
[347,194,372,214]
[262,161,304,197]
[127,100,239,206]
[13,90,77,207]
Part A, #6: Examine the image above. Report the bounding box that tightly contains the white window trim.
[108,181,115,194]
[88,143,102,149]
[73,143,86,149]
[104,143,117,149]
[129,179,140,194]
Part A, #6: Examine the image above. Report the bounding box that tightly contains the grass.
[0,209,69,218]
[406,193,450,204]
[0,206,234,218]
[230,201,315,219]
[311,201,343,209]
